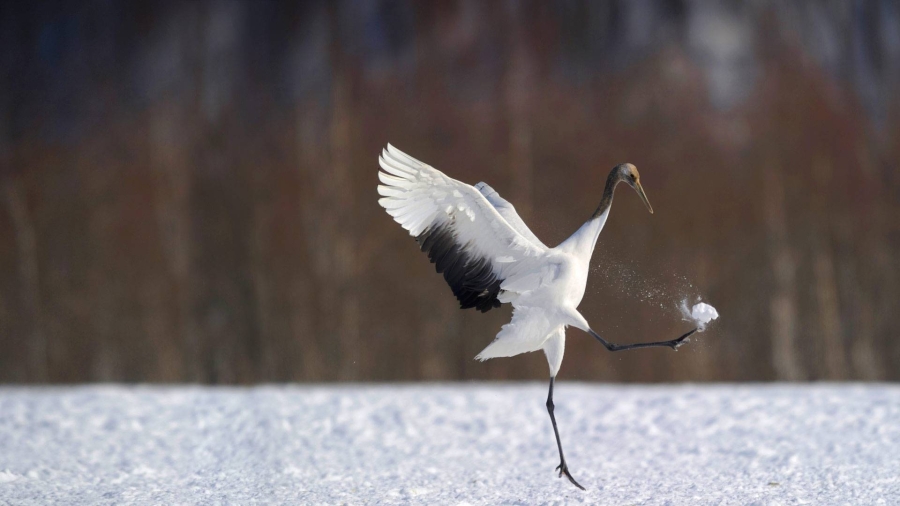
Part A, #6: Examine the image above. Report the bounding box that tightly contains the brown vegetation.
[1,1,898,383]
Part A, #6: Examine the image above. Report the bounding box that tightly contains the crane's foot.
[555,461,585,490]
[668,328,698,350]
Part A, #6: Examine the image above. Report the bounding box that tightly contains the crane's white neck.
[557,206,610,261]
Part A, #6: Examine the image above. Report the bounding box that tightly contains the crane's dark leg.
[588,328,697,352]
[546,376,585,490]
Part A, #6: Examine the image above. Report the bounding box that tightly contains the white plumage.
[378,143,607,376]
[377,143,692,490]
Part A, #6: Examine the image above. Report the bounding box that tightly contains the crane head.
[615,163,653,214]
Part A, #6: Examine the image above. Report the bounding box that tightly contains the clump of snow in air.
[681,299,719,331]
[593,260,720,332]
[691,302,719,324]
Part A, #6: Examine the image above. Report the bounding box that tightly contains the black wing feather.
[416,224,502,313]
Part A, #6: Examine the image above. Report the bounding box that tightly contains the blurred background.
[1,1,898,384]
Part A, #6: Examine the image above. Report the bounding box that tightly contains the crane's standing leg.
[546,376,585,490]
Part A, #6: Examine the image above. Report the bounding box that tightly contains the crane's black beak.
[634,180,653,214]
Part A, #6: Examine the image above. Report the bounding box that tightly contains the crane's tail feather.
[476,306,555,360]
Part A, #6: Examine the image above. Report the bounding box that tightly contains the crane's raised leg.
[546,376,585,490]
[588,328,697,352]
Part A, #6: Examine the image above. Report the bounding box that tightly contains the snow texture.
[1,384,899,505]
[681,300,720,332]
[691,302,720,325]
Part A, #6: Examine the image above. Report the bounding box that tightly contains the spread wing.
[474,182,547,249]
[377,144,548,312]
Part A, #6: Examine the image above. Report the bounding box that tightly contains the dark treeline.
[1,1,898,383]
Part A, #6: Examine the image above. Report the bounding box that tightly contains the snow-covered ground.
[0,384,898,505]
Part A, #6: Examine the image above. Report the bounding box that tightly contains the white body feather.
[378,144,610,376]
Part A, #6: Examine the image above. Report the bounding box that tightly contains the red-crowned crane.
[377,144,697,490]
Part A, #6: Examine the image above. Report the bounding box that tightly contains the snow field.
[0,383,898,505]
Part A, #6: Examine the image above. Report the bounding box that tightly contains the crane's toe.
[555,461,586,490]
[671,328,698,350]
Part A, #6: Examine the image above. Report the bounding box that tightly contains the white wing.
[377,144,548,312]
[473,182,547,249]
